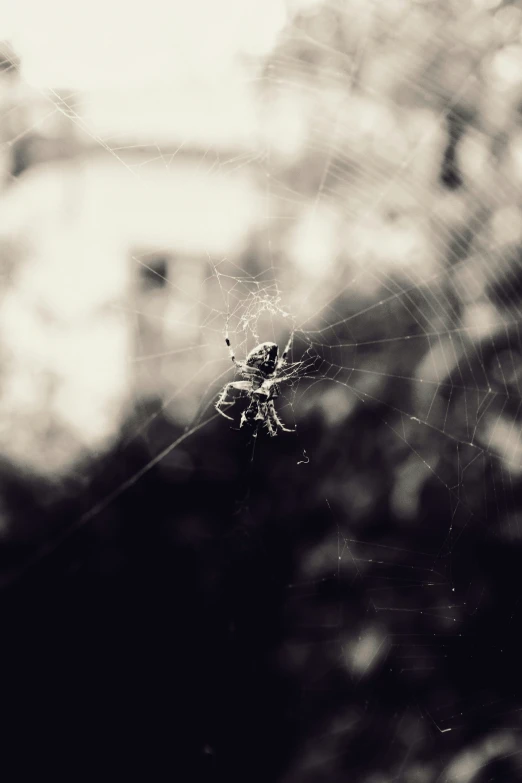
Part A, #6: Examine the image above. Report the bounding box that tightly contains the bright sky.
[1,0,298,89]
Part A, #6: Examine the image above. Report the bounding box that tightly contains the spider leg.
[216,381,252,420]
[225,337,235,364]
[240,405,254,429]
[265,406,277,437]
[276,332,294,372]
[215,383,235,420]
[225,337,261,382]
[269,400,295,433]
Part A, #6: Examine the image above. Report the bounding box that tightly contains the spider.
[215,333,298,436]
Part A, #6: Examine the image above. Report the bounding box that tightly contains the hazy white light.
[490,205,522,246]
[82,80,259,148]
[481,415,522,475]
[344,626,388,677]
[286,204,341,279]
[472,0,501,10]
[262,89,309,160]
[458,129,490,186]
[4,0,288,89]
[489,44,522,87]
[452,257,487,303]
[462,301,501,340]
[445,734,516,783]
[0,164,132,475]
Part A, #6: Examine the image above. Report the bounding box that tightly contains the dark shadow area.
[1,395,521,781]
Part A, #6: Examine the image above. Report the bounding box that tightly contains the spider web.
[2,0,522,780]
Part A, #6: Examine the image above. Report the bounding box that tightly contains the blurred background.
[2,0,522,780]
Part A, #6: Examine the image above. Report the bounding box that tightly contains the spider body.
[245,341,278,375]
[215,335,297,436]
